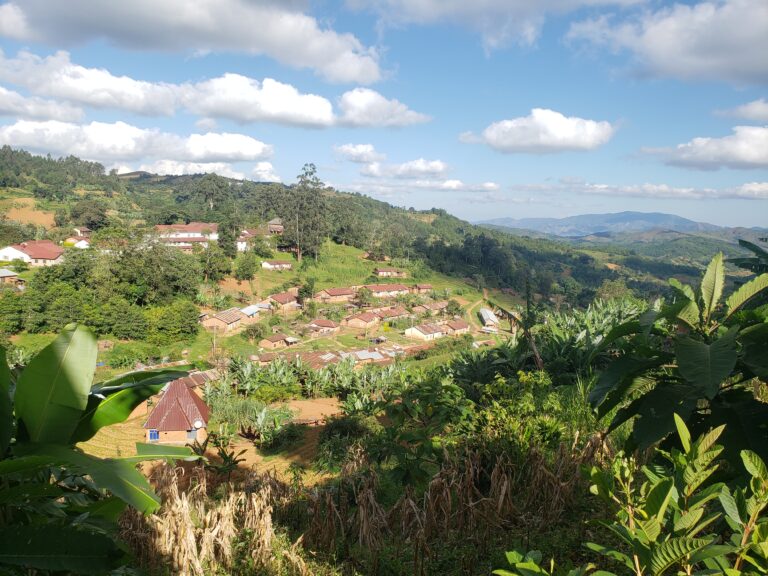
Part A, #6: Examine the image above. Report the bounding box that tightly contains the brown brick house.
[144,379,210,444]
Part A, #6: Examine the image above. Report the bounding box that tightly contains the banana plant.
[588,253,768,463]
[0,324,196,574]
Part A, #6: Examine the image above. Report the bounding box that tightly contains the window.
[148,429,159,441]
[187,430,197,440]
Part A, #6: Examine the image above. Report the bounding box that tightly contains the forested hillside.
[0,146,706,305]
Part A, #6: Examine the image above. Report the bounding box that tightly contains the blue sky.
[0,0,766,227]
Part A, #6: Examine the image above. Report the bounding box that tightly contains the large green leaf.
[589,355,666,417]
[92,367,191,393]
[725,273,768,320]
[14,325,97,444]
[740,323,768,380]
[700,253,725,324]
[649,537,712,575]
[611,384,698,450]
[15,442,160,513]
[0,524,122,574]
[669,279,701,329]
[675,331,738,399]
[70,370,185,443]
[122,442,198,462]
[0,347,12,454]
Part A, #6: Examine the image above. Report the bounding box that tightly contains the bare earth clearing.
[0,197,56,227]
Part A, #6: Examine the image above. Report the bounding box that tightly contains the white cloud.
[0,120,273,164]
[463,108,615,153]
[335,143,385,163]
[181,74,334,127]
[361,157,449,178]
[350,0,640,50]
[338,88,430,127]
[0,50,426,128]
[645,126,768,170]
[0,50,177,115]
[252,162,281,182]
[509,179,768,199]
[140,160,246,180]
[344,178,501,195]
[0,0,381,84]
[719,99,768,122]
[0,85,82,120]
[567,0,768,85]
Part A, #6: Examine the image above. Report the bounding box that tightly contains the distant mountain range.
[478,211,724,237]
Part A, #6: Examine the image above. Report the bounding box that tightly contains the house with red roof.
[307,318,340,335]
[144,379,210,444]
[0,240,64,267]
[344,311,380,329]
[314,286,356,303]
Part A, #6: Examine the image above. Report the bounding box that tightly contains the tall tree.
[281,163,330,262]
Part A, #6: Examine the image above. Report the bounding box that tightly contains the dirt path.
[465,298,485,329]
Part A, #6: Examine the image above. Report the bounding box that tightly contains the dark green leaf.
[14,325,97,444]
[676,331,738,399]
[15,442,160,513]
[725,273,768,319]
[741,450,768,480]
[0,347,12,454]
[589,355,665,414]
[700,253,725,323]
[0,524,122,574]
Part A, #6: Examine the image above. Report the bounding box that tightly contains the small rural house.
[64,237,90,249]
[144,379,210,444]
[269,292,299,310]
[240,304,261,320]
[374,267,407,278]
[72,227,91,237]
[236,229,261,252]
[0,268,19,285]
[479,308,500,327]
[260,333,299,350]
[307,318,340,335]
[314,286,356,303]
[201,308,245,332]
[364,284,411,298]
[344,312,380,330]
[412,284,433,294]
[267,218,284,234]
[262,260,293,271]
[374,306,410,322]
[446,319,471,335]
[405,323,446,341]
[0,240,64,267]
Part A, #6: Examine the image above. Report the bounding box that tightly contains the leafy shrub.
[315,415,381,471]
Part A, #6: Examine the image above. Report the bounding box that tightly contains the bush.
[315,415,382,471]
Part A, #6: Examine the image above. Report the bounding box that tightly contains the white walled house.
[0,241,64,267]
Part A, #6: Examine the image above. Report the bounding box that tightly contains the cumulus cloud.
[361,158,449,178]
[645,126,768,170]
[718,99,768,122]
[0,0,381,84]
[252,161,281,182]
[349,0,640,50]
[335,143,385,163]
[181,74,334,127]
[0,50,426,128]
[462,108,615,153]
[338,88,430,127]
[0,120,273,164]
[0,50,177,115]
[509,179,768,199]
[567,0,768,85]
[0,85,82,120]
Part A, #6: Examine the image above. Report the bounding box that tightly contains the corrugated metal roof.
[145,380,209,431]
[214,307,243,324]
[240,304,260,316]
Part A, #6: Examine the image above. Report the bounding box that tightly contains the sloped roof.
[414,323,445,336]
[240,304,261,316]
[213,307,244,324]
[447,319,470,331]
[10,240,64,260]
[0,268,18,278]
[348,312,379,324]
[375,306,408,319]
[270,292,297,305]
[364,283,410,293]
[144,379,209,431]
[318,287,355,297]
[309,318,338,328]
[264,333,289,343]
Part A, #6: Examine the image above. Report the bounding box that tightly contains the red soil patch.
[2,197,55,227]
